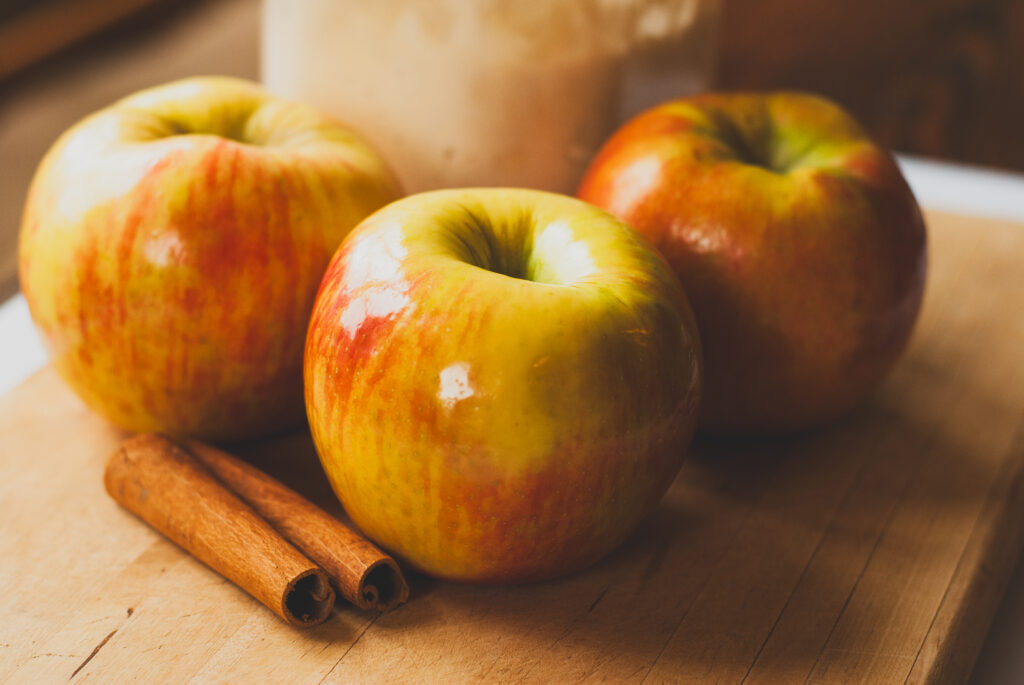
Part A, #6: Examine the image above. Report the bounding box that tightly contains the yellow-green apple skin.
[304,189,702,582]
[578,92,927,432]
[19,76,402,440]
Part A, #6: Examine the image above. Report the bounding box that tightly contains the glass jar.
[262,0,719,194]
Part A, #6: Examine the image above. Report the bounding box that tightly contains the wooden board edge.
[909,418,1024,684]
[0,365,52,415]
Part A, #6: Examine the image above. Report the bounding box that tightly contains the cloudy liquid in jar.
[262,0,718,194]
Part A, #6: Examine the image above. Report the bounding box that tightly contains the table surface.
[2,211,1024,684]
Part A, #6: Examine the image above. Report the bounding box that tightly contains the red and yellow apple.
[304,189,702,582]
[578,92,927,432]
[19,76,402,440]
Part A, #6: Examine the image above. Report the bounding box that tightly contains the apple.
[578,92,927,432]
[19,76,402,440]
[304,188,702,582]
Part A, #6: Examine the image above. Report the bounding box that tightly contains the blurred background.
[1,0,1023,300]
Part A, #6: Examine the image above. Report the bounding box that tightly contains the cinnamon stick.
[104,434,334,627]
[184,439,410,612]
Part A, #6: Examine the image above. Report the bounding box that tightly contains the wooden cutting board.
[1,210,1022,684]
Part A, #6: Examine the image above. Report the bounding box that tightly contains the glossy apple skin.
[19,77,402,440]
[578,92,927,432]
[305,189,702,582]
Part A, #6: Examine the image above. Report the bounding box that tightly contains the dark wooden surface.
[719,0,1024,173]
[0,0,170,82]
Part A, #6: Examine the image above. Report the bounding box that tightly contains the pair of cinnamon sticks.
[104,434,408,627]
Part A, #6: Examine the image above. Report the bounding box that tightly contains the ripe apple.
[578,92,927,432]
[304,188,702,582]
[19,76,402,440]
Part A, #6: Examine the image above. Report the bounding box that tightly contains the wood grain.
[0,210,1021,683]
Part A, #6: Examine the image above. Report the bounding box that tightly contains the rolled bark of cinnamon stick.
[104,434,335,627]
[184,439,410,612]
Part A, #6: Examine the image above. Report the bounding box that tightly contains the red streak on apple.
[305,189,702,582]
[19,77,402,439]
[579,92,927,431]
